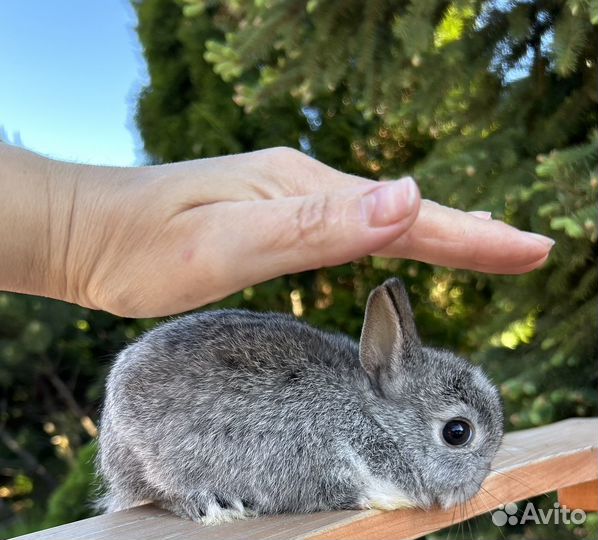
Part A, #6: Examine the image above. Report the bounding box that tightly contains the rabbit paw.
[162,492,254,525]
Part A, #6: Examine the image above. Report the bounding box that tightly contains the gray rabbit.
[97,278,503,524]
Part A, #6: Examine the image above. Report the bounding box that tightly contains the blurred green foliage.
[1,0,596,538]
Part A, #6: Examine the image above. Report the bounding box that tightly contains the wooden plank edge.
[303,447,598,540]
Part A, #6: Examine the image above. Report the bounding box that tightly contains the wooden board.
[11,417,598,540]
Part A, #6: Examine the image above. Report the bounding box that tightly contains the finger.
[468,210,492,220]
[243,155,555,274]
[186,178,420,295]
[466,253,550,275]
[374,200,555,273]
[239,152,554,272]
[161,150,555,275]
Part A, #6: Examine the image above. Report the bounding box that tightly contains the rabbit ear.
[359,278,422,384]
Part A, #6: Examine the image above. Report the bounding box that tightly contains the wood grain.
[11,417,597,540]
[558,480,598,512]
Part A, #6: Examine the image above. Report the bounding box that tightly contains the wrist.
[51,160,144,311]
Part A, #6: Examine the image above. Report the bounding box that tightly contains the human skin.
[0,143,553,318]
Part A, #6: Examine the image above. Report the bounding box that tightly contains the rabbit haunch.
[98,279,503,525]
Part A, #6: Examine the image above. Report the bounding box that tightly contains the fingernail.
[524,232,556,248]
[361,177,419,227]
[469,211,492,220]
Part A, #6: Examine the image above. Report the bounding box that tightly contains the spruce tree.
[134,1,597,537]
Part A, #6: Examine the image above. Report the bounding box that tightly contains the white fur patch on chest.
[343,445,415,511]
[359,476,415,510]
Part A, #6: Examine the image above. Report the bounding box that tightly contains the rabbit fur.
[97,278,503,525]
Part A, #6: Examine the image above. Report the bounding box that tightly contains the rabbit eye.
[442,418,473,447]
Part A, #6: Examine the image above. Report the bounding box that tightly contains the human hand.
[1,145,554,317]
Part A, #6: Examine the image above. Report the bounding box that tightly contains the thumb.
[196,177,420,290]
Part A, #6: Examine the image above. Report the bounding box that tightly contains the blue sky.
[0,0,148,166]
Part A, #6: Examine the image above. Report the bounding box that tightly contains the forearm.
[0,143,133,307]
[0,143,71,299]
